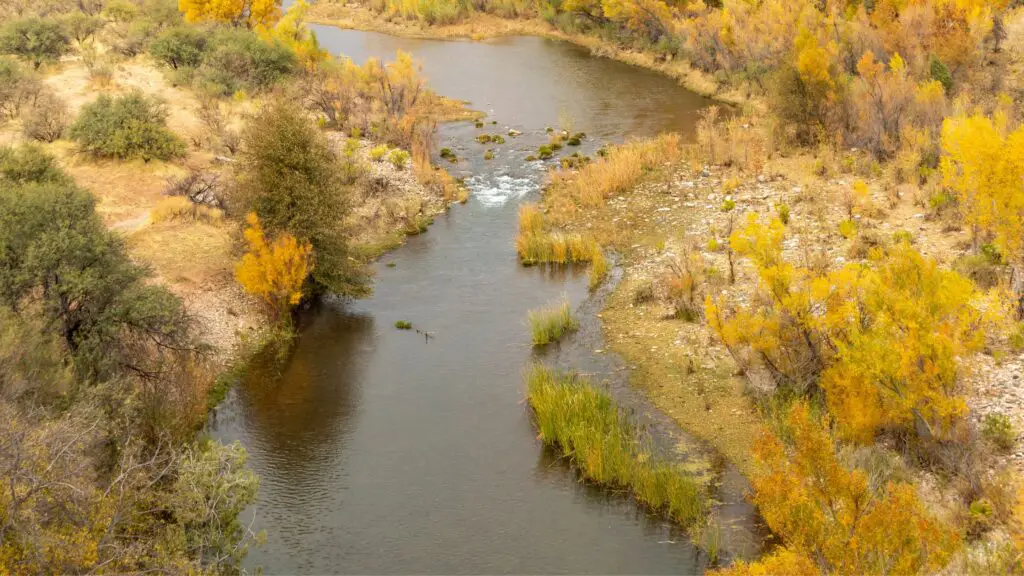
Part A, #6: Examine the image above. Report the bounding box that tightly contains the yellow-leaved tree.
[941,109,1024,313]
[235,212,312,322]
[259,0,327,69]
[706,214,1001,442]
[179,0,281,29]
[713,402,960,576]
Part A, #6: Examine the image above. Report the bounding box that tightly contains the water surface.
[212,27,745,574]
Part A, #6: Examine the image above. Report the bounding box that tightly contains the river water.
[211,26,752,574]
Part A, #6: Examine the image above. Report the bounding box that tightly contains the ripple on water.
[466,171,538,206]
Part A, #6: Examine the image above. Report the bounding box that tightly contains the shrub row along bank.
[525,364,708,529]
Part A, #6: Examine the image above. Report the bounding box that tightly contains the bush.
[369,144,388,161]
[194,29,296,97]
[69,92,186,160]
[22,89,68,142]
[389,148,410,169]
[0,144,72,186]
[0,18,69,69]
[982,413,1015,452]
[150,25,208,70]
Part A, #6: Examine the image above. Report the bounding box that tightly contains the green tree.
[235,100,370,297]
[149,25,208,70]
[0,18,69,69]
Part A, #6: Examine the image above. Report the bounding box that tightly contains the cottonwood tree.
[235,212,312,322]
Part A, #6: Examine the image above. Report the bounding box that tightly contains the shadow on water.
[210,25,760,575]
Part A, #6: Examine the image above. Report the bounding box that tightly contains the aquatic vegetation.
[525,365,708,528]
[528,300,578,346]
[559,152,590,170]
[537,145,554,159]
[476,134,492,144]
[567,136,581,146]
[484,149,495,160]
[491,134,505,144]
[395,320,413,329]
[589,247,607,290]
[525,155,537,161]
[515,204,596,265]
[439,147,457,162]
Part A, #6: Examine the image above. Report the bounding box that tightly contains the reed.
[515,203,597,265]
[528,300,578,345]
[525,364,708,527]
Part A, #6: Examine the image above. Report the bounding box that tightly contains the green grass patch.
[525,364,708,528]
[528,300,578,346]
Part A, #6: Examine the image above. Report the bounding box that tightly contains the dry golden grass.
[548,133,681,209]
[514,203,598,265]
[128,221,236,289]
[151,196,224,224]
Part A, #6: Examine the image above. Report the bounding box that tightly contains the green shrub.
[776,202,790,225]
[0,18,69,70]
[982,413,1015,452]
[0,144,72,186]
[370,144,388,161]
[69,92,185,161]
[150,26,208,70]
[389,148,410,169]
[59,13,104,44]
[194,29,296,97]
[929,55,953,92]
[0,57,40,120]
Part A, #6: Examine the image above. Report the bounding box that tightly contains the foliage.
[941,112,1024,264]
[526,364,708,527]
[0,17,69,69]
[179,0,281,29]
[194,28,297,96]
[69,92,186,160]
[982,413,1016,452]
[235,100,370,297]
[235,212,312,321]
[0,57,41,120]
[715,402,959,575]
[0,143,72,186]
[389,148,410,169]
[149,25,208,69]
[706,215,1001,442]
[370,144,388,161]
[528,300,578,345]
[514,203,597,265]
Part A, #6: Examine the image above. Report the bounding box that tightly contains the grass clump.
[528,300,578,345]
[982,413,1015,452]
[525,364,708,527]
[547,133,680,207]
[151,196,224,224]
[515,203,597,265]
[589,247,608,290]
[395,320,412,330]
[439,147,457,162]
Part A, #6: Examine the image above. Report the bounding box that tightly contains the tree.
[235,100,370,298]
[235,212,312,321]
[149,25,208,70]
[715,402,960,575]
[0,18,69,69]
[0,151,194,380]
[179,0,282,30]
[68,91,186,161]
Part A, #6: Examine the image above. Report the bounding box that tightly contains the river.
[210,25,755,574]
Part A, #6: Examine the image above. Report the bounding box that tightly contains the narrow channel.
[211,27,744,574]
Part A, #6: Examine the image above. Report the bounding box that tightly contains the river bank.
[307,2,753,107]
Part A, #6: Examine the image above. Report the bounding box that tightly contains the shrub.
[369,144,388,161]
[665,252,705,321]
[22,89,68,142]
[150,26,208,70]
[194,29,296,97]
[389,148,410,169]
[929,55,953,92]
[0,18,69,69]
[0,144,72,186]
[776,202,790,225]
[0,57,41,120]
[982,413,1015,452]
[59,12,103,45]
[69,92,186,160]
[632,279,655,305]
[235,213,312,322]
[528,300,577,345]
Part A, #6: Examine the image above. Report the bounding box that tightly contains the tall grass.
[515,203,598,265]
[589,247,607,290]
[525,364,708,527]
[528,300,578,345]
[548,133,681,207]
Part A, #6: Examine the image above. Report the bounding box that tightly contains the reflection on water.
[211,26,743,575]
